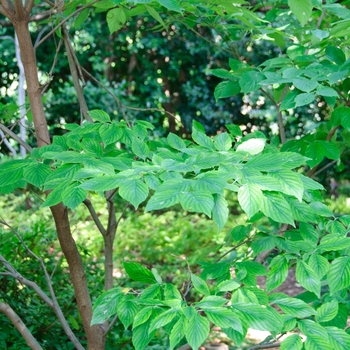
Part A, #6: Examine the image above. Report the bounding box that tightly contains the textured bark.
[1,2,106,348]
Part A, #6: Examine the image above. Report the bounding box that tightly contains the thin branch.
[0,4,6,16]
[0,0,15,18]
[261,88,286,144]
[0,253,54,307]
[61,24,92,122]
[313,160,337,176]
[0,129,17,155]
[24,0,34,12]
[249,342,280,350]
[0,123,33,152]
[105,314,118,334]
[123,105,178,121]
[34,0,100,49]
[41,38,63,95]
[215,239,251,263]
[83,199,107,236]
[307,126,339,177]
[316,9,326,29]
[0,302,43,350]
[0,220,84,350]
[116,203,129,227]
[81,67,128,123]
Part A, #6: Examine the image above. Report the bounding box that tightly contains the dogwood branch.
[0,302,43,350]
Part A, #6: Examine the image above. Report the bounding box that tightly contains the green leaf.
[192,129,215,150]
[308,254,329,279]
[214,132,232,151]
[305,141,325,167]
[222,327,246,347]
[117,294,139,329]
[180,191,214,217]
[62,183,87,210]
[271,170,304,202]
[236,138,265,155]
[293,78,318,93]
[132,139,150,160]
[239,71,265,94]
[296,260,321,297]
[157,0,182,13]
[145,5,167,29]
[89,109,111,122]
[81,139,103,158]
[164,284,182,300]
[230,225,251,243]
[133,307,153,329]
[196,296,228,308]
[91,288,124,325]
[79,176,121,192]
[205,308,243,333]
[0,159,32,186]
[304,334,332,350]
[271,296,316,318]
[119,179,149,209]
[106,7,127,34]
[185,310,210,350]
[212,194,229,231]
[232,303,283,332]
[316,300,338,323]
[170,316,186,350]
[211,68,233,80]
[217,279,240,292]
[146,180,187,211]
[193,174,226,194]
[287,198,317,223]
[281,334,303,350]
[132,317,156,350]
[226,124,242,137]
[191,274,210,296]
[251,236,276,255]
[309,202,334,217]
[299,174,324,190]
[42,182,68,207]
[124,262,157,284]
[214,81,241,100]
[316,86,339,98]
[167,132,186,150]
[23,163,51,187]
[74,8,89,28]
[318,141,340,160]
[280,89,298,110]
[295,92,315,107]
[288,0,312,26]
[266,255,289,292]
[325,326,350,350]
[149,308,179,333]
[317,234,350,252]
[299,319,328,338]
[238,183,263,218]
[99,123,123,145]
[261,192,294,226]
[325,46,346,65]
[327,256,350,293]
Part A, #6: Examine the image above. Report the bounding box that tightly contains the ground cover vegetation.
[0,0,350,349]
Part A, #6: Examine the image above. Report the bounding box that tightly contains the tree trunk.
[4,5,106,349]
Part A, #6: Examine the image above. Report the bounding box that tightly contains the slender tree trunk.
[15,33,27,157]
[104,192,117,290]
[2,3,106,348]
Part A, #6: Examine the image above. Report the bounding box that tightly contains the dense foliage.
[1,0,350,349]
